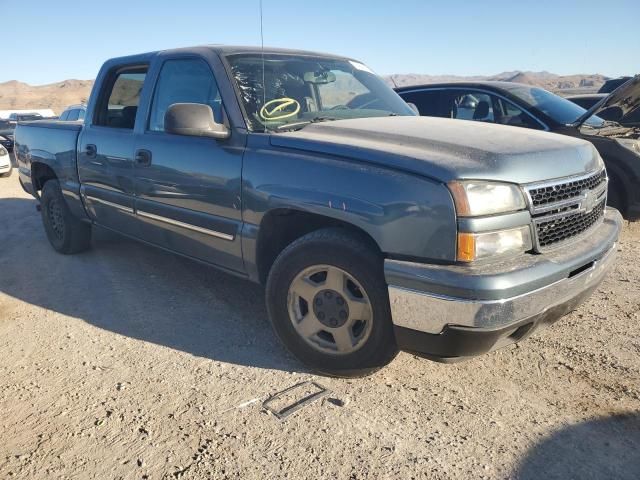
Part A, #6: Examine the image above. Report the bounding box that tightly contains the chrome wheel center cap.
[312,289,349,328]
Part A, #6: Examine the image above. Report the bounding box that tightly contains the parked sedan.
[0,144,11,177]
[396,77,640,219]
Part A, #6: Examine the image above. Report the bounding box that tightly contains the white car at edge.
[0,145,11,177]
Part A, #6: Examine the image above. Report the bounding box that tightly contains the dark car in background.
[8,113,44,122]
[566,93,607,110]
[567,75,639,119]
[0,120,15,151]
[0,113,56,151]
[59,104,86,122]
[599,76,632,94]
[396,77,640,219]
[0,134,12,151]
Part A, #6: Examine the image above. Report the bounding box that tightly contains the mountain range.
[384,71,607,92]
[0,71,608,115]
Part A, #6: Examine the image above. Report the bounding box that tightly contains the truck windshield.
[505,85,604,127]
[225,53,415,132]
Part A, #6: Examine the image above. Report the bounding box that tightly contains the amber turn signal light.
[457,232,476,262]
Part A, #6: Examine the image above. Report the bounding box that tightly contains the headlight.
[457,226,533,262]
[448,181,526,217]
[617,138,640,156]
[0,145,7,155]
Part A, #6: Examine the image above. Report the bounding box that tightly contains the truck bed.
[15,121,83,208]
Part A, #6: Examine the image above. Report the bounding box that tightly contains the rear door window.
[95,67,148,129]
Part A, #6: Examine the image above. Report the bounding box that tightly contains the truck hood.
[574,74,640,128]
[271,116,601,184]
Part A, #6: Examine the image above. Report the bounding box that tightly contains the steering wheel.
[353,98,378,110]
[259,98,301,121]
[346,93,379,110]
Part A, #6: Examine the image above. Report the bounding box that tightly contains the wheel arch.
[31,161,58,192]
[253,208,382,284]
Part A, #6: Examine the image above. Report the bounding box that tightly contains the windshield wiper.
[275,116,337,131]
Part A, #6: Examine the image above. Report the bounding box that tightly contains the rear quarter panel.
[15,122,88,219]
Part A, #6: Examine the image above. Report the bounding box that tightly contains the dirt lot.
[0,165,639,480]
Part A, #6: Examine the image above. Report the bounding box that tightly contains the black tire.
[606,173,626,215]
[41,179,92,254]
[266,228,398,376]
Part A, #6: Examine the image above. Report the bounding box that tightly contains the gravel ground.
[0,166,638,479]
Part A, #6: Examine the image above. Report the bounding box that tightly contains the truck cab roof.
[103,45,355,68]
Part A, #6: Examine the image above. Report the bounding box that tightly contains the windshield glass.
[505,85,603,127]
[225,53,415,131]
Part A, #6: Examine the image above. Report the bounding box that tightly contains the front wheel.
[266,228,398,376]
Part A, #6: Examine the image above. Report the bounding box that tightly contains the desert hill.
[0,79,93,115]
[0,71,609,115]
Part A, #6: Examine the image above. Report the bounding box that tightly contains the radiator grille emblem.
[583,189,598,213]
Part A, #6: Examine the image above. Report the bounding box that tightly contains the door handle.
[85,144,97,158]
[135,149,152,167]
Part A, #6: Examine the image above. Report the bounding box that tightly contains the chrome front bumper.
[386,209,622,337]
[389,243,616,334]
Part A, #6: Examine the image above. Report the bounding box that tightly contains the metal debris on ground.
[262,381,330,420]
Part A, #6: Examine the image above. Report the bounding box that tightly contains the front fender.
[241,138,457,272]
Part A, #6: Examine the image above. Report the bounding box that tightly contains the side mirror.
[164,103,230,139]
[406,102,420,115]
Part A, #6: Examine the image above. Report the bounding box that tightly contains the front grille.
[535,199,606,247]
[528,170,607,208]
[525,169,607,250]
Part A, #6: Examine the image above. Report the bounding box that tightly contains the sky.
[1,0,638,85]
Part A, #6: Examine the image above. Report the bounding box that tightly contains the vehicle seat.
[473,101,490,120]
[120,106,138,129]
[110,106,138,129]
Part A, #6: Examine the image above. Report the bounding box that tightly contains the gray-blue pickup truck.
[15,46,622,375]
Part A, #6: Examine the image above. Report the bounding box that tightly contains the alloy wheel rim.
[287,265,373,355]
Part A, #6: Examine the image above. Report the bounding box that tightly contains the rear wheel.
[41,180,92,254]
[266,228,398,376]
